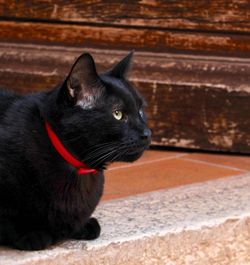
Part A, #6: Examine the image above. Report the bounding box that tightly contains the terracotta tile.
[138,150,186,160]
[109,150,187,170]
[102,157,242,201]
[187,153,250,171]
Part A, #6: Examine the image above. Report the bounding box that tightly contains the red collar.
[45,121,97,175]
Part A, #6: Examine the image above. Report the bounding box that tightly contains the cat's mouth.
[122,151,144,162]
[121,143,148,162]
[83,139,150,169]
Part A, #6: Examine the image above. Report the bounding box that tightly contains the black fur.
[0,52,151,250]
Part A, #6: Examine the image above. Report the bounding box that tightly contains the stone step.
[0,174,249,265]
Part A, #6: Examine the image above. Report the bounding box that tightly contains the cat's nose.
[141,128,151,141]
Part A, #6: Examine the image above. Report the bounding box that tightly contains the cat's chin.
[121,150,145,162]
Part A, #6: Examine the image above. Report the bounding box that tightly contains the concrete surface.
[0,174,249,265]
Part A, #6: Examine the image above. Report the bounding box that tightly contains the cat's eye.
[113,110,123,120]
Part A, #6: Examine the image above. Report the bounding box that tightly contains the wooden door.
[0,0,250,152]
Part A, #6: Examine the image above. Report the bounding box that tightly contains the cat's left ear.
[108,51,134,79]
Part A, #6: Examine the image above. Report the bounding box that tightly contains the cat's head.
[55,52,151,169]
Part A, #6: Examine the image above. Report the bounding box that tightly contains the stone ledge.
[0,174,249,265]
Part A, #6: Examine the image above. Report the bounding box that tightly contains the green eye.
[113,110,123,120]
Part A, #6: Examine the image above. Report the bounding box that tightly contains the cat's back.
[0,89,20,122]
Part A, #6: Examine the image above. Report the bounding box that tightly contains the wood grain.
[1,21,250,56]
[1,0,250,33]
[1,43,250,153]
[1,1,250,153]
[143,81,250,152]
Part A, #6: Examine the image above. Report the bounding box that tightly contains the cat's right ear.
[67,53,99,99]
[59,53,102,107]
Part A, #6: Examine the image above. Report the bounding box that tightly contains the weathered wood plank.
[1,43,250,153]
[1,0,250,33]
[1,22,250,57]
[142,81,250,152]
[2,43,250,91]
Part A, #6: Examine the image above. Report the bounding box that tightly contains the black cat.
[0,52,151,250]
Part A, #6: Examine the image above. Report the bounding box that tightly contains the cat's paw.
[14,231,53,251]
[73,217,101,240]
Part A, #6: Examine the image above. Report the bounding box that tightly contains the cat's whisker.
[89,147,122,168]
[110,148,127,163]
[89,150,117,167]
[84,145,117,162]
[89,144,129,167]
[84,142,120,156]
[83,142,121,162]
[80,141,119,156]
[110,145,130,163]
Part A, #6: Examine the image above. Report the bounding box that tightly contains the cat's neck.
[45,121,97,175]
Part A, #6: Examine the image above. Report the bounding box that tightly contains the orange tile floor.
[102,149,249,201]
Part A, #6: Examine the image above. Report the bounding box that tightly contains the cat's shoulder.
[0,89,20,101]
[0,89,22,121]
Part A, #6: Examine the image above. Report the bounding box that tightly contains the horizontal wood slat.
[1,43,250,153]
[1,1,250,153]
[1,22,250,57]
[0,0,250,33]
[146,82,250,151]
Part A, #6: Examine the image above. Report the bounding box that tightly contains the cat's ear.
[108,51,134,79]
[67,53,98,97]
[64,53,102,108]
